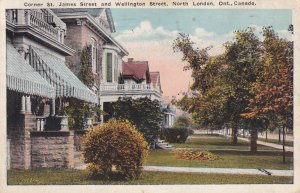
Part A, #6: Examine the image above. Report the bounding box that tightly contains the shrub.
[163,128,189,143]
[82,119,148,180]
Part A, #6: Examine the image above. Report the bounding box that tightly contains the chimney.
[128,58,134,63]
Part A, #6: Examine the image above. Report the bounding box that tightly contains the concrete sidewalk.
[237,137,294,152]
[143,166,293,177]
[75,164,293,177]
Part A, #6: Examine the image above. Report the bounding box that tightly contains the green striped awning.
[6,43,55,98]
[30,47,98,104]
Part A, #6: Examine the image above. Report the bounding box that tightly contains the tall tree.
[242,27,293,160]
[222,28,262,150]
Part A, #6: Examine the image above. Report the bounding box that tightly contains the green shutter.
[106,53,112,82]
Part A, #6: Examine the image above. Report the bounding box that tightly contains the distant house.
[6,9,97,169]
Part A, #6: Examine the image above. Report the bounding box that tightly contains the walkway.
[143,166,293,177]
[237,136,294,152]
[75,164,293,177]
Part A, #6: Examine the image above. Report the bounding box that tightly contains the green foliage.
[113,97,163,139]
[82,119,148,180]
[61,46,97,129]
[173,116,191,128]
[79,45,94,87]
[162,128,189,143]
[242,27,293,130]
[172,28,276,148]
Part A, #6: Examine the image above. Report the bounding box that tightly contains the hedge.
[162,127,189,143]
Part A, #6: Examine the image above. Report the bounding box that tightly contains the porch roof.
[6,42,55,98]
[31,47,98,104]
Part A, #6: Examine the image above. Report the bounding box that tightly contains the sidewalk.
[75,164,293,177]
[237,137,294,152]
[143,166,293,177]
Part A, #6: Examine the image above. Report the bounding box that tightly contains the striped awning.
[6,42,55,98]
[29,47,98,104]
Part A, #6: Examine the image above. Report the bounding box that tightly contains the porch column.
[25,96,31,113]
[20,95,26,114]
[100,101,104,123]
[50,99,55,116]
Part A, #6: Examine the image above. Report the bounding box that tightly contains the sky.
[111,9,292,99]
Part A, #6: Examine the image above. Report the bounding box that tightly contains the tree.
[222,28,262,150]
[173,115,191,128]
[173,36,230,135]
[113,97,163,139]
[241,27,293,161]
[173,28,264,150]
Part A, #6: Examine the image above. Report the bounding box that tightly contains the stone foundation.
[31,131,75,168]
[7,113,36,169]
[8,126,88,169]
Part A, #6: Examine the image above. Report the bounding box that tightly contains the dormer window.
[91,38,97,73]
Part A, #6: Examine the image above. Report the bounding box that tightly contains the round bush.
[82,119,148,180]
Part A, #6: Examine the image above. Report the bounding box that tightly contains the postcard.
[0,0,299,192]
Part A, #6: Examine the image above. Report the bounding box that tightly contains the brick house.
[6,9,97,169]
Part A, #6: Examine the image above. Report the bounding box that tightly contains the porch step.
[156,139,174,150]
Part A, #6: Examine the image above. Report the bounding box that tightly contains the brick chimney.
[128,58,134,63]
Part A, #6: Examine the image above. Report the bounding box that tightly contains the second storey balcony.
[100,83,162,101]
[6,9,74,56]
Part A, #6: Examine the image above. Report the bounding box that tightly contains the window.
[91,38,97,73]
[106,53,112,82]
[114,55,118,82]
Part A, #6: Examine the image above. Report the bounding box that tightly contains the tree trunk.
[265,130,268,140]
[232,127,238,145]
[243,129,245,138]
[279,128,281,142]
[283,126,286,163]
[250,129,257,153]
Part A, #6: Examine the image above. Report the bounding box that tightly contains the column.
[100,101,104,123]
[25,96,31,113]
[50,99,55,116]
[20,95,26,114]
[40,119,45,131]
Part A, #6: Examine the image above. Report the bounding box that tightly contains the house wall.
[64,22,104,89]
[31,131,74,168]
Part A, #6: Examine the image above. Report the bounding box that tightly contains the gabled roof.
[52,8,127,55]
[122,58,151,83]
[150,72,159,88]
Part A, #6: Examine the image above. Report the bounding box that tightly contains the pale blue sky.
[110,9,292,97]
[112,9,292,38]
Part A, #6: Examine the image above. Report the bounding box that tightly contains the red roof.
[150,72,159,88]
[122,58,151,83]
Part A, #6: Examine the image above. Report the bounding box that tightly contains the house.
[52,8,128,102]
[52,8,130,123]
[52,8,163,122]
[6,8,173,169]
[6,9,97,169]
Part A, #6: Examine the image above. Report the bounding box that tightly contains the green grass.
[146,150,293,170]
[257,138,293,147]
[171,135,277,150]
[7,169,293,184]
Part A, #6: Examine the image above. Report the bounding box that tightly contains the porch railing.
[6,9,63,43]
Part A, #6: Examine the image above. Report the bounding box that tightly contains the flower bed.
[174,149,220,161]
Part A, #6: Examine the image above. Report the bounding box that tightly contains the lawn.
[7,169,293,184]
[257,137,293,147]
[146,150,293,170]
[171,134,278,150]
